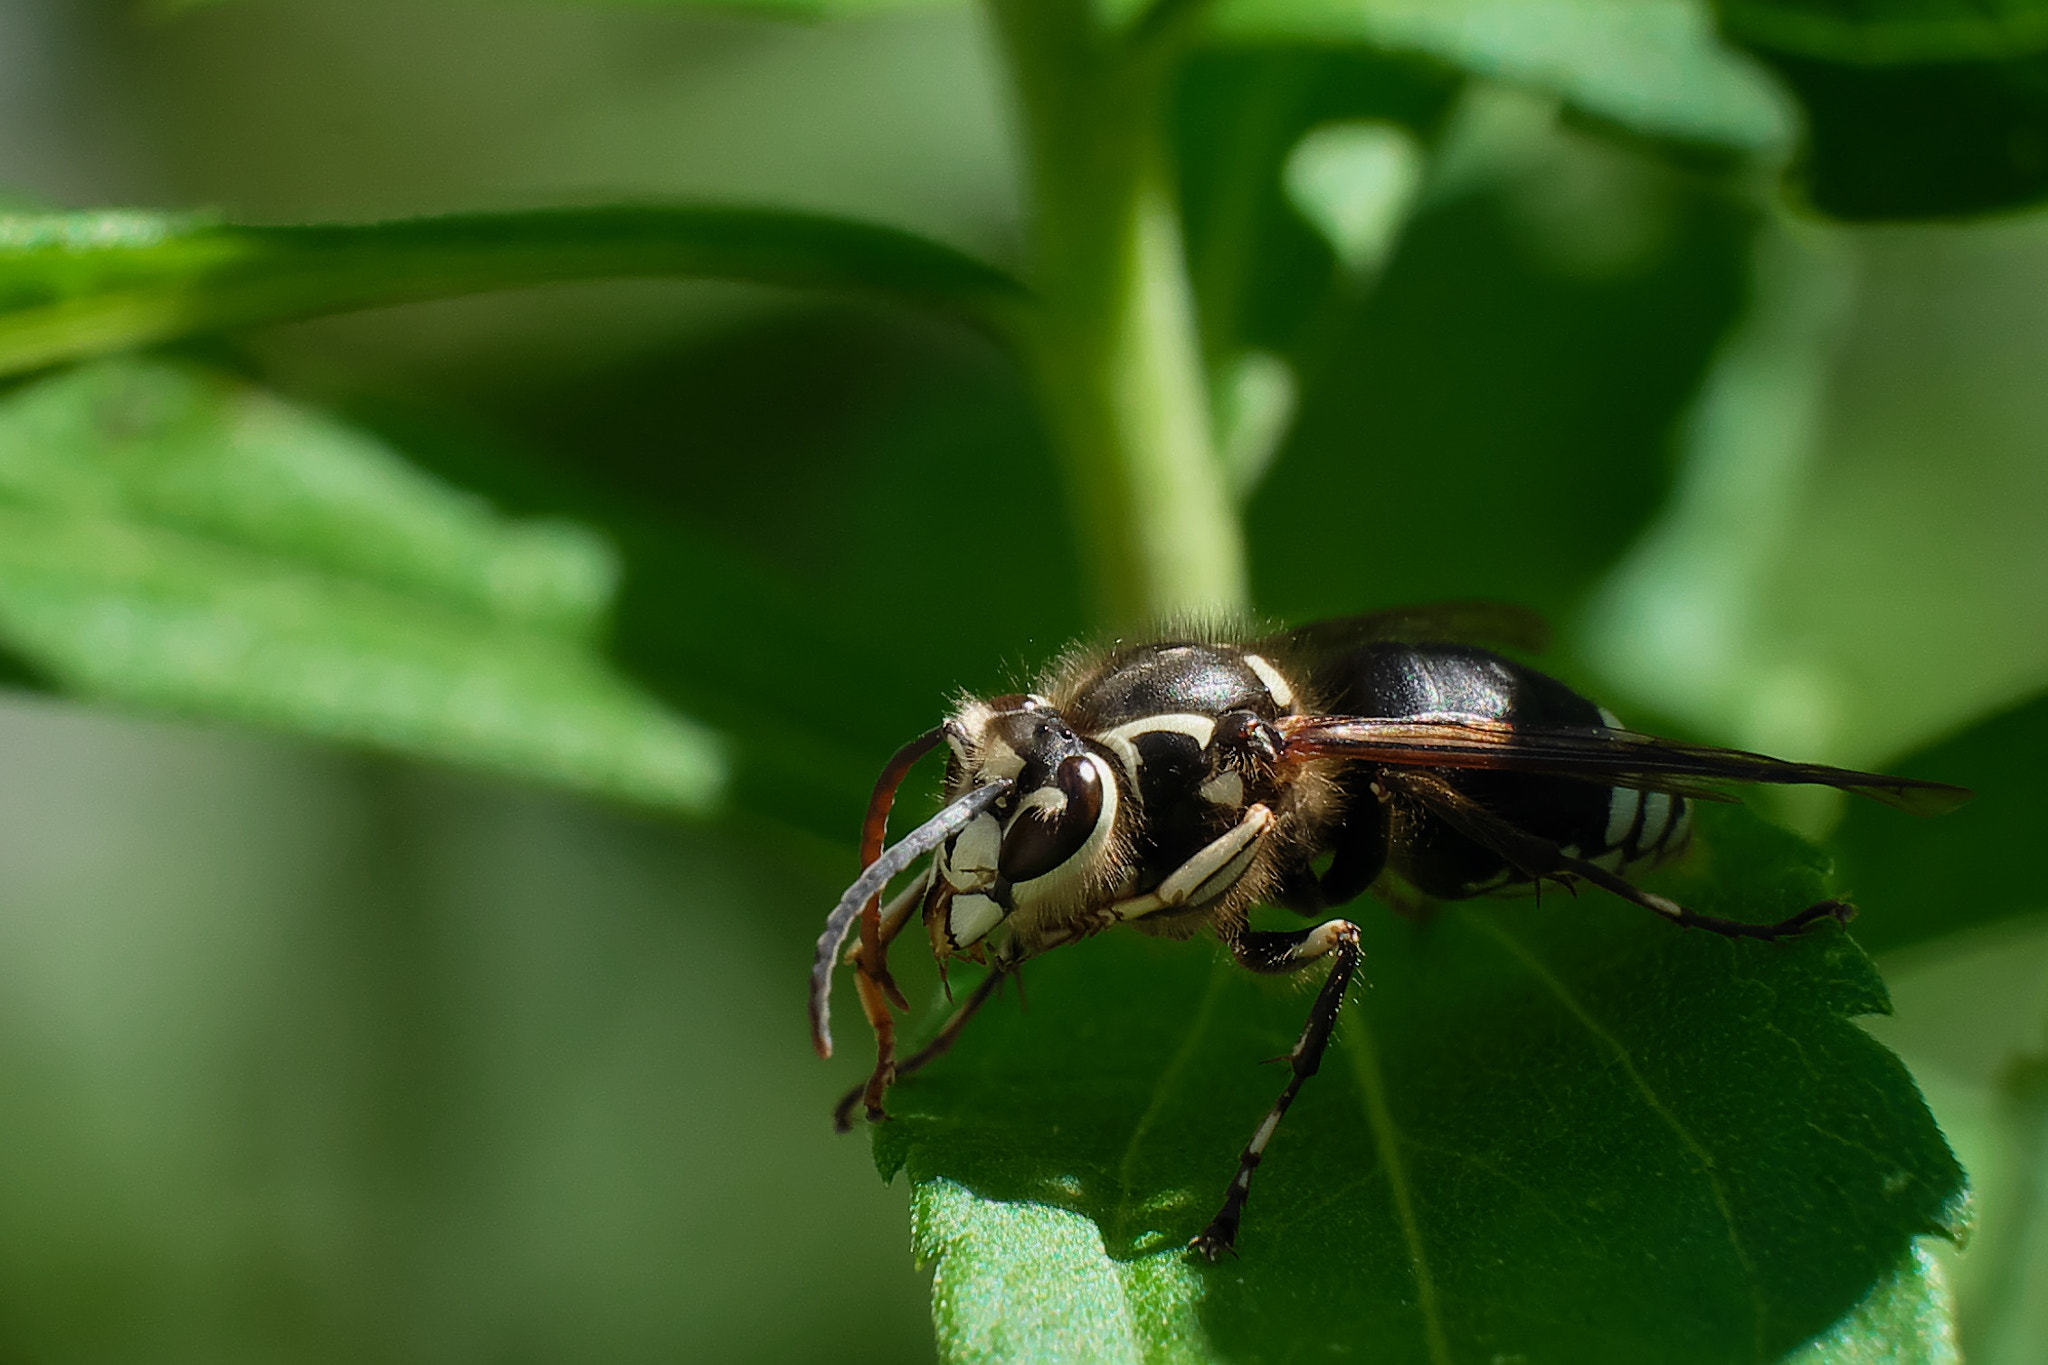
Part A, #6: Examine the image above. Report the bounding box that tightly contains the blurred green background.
[1,0,2045,1360]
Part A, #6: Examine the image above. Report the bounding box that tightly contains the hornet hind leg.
[1383,770,1852,941]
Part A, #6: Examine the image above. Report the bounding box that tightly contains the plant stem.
[989,0,1248,627]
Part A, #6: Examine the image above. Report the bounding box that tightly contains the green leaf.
[0,359,725,814]
[373,301,1083,834]
[1282,120,1427,277]
[1175,46,1461,371]
[1833,691,2048,956]
[1207,0,1795,155]
[1248,171,1754,627]
[1780,1245,1960,1365]
[0,206,1026,381]
[869,805,1964,1363]
[1712,0,2048,217]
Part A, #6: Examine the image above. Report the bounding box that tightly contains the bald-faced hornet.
[808,605,1968,1259]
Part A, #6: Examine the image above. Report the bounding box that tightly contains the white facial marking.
[1006,754,1120,911]
[943,812,1001,891]
[1605,788,1642,850]
[947,893,1005,948]
[1243,654,1295,710]
[1013,786,1069,823]
[1199,771,1245,808]
[977,743,1024,783]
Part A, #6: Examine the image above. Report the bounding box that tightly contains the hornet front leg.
[1111,802,1276,923]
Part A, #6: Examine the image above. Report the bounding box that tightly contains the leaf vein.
[1476,917,1771,1364]
[1342,1005,1453,1365]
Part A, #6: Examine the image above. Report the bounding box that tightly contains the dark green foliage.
[1715,0,2048,218]
[1758,50,2048,219]
[1837,691,2048,954]
[1250,187,1752,625]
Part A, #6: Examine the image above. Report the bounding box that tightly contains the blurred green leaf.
[1248,177,1753,627]
[1713,0,2048,217]
[0,359,725,814]
[1207,0,1795,154]
[1835,691,2048,956]
[485,0,961,12]
[321,302,1081,837]
[1961,1050,2048,1365]
[872,805,1964,1363]
[1282,120,1427,276]
[1176,46,1460,370]
[0,207,1025,381]
[1717,0,2048,64]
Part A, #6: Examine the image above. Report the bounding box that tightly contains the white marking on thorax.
[1096,713,1216,795]
[1199,771,1244,808]
[1242,654,1295,710]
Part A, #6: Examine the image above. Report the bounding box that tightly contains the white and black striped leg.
[1389,771,1852,941]
[1112,803,1274,923]
[832,965,1008,1132]
[1191,918,1363,1260]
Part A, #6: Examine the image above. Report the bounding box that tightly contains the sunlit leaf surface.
[0,360,724,814]
[868,806,1965,1363]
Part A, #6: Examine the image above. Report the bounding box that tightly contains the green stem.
[990,0,1248,627]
